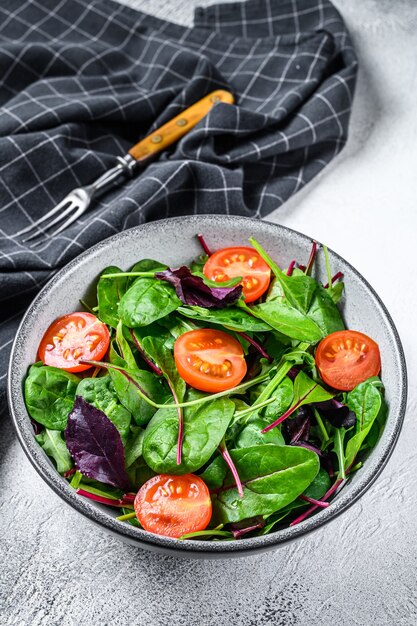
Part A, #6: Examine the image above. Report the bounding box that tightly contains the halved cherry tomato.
[203,246,271,303]
[134,474,212,538]
[38,312,110,373]
[174,328,247,393]
[315,330,381,391]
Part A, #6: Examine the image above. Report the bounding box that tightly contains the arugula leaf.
[344,378,384,469]
[201,444,319,524]
[65,397,130,491]
[24,363,79,431]
[119,278,181,327]
[97,266,127,329]
[35,429,73,474]
[178,305,271,332]
[143,396,235,474]
[76,375,131,441]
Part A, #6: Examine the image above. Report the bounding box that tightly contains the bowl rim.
[7,215,408,556]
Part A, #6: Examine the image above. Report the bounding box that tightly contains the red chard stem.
[197,233,212,257]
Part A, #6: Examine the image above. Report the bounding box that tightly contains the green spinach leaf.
[307,284,345,336]
[97,266,127,328]
[143,396,235,474]
[35,429,73,474]
[248,299,322,343]
[24,363,79,430]
[235,418,285,448]
[344,378,384,469]
[201,444,319,524]
[76,375,131,441]
[119,278,181,327]
[124,426,145,468]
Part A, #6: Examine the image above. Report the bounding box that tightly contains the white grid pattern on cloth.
[0,0,357,412]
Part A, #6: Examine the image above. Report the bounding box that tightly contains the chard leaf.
[140,336,186,407]
[201,444,319,524]
[35,429,73,474]
[119,278,181,327]
[65,396,130,491]
[178,305,271,332]
[97,266,127,329]
[76,375,131,441]
[108,364,169,426]
[143,396,235,474]
[344,378,384,469]
[24,363,79,431]
[156,266,242,308]
[262,371,333,432]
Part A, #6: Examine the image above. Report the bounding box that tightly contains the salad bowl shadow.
[7,215,407,558]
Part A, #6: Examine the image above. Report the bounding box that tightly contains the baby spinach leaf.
[201,444,319,524]
[115,321,138,372]
[35,429,73,474]
[65,396,130,491]
[178,305,271,332]
[140,336,186,407]
[248,299,322,343]
[76,375,131,441]
[273,272,317,313]
[126,259,168,289]
[256,376,294,421]
[344,378,384,469]
[235,418,285,448]
[124,426,145,468]
[24,363,79,431]
[143,396,235,474]
[119,278,181,327]
[97,266,127,329]
[109,365,169,426]
[307,284,345,336]
[141,336,186,462]
[330,281,344,304]
[127,456,155,489]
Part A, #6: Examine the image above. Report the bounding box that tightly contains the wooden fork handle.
[128,89,234,162]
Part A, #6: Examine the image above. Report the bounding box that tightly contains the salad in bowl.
[22,230,388,543]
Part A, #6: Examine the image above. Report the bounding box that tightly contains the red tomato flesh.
[203,246,271,303]
[315,330,381,391]
[174,329,247,393]
[134,474,212,538]
[38,312,110,372]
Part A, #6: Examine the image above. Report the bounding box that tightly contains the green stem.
[313,408,330,448]
[85,360,272,410]
[116,512,137,521]
[69,470,82,489]
[334,428,346,480]
[248,236,284,280]
[79,299,95,314]
[234,397,276,420]
[322,245,333,291]
[179,529,233,540]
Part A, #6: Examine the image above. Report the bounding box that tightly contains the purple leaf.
[314,398,356,429]
[285,406,311,443]
[65,396,130,491]
[155,266,242,308]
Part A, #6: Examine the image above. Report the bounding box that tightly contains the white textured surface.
[2,1,417,625]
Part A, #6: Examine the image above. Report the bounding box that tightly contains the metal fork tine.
[13,195,74,238]
[22,201,76,243]
[29,206,86,248]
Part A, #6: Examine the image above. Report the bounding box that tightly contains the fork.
[15,90,234,246]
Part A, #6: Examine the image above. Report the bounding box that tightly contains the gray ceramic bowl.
[8,216,407,558]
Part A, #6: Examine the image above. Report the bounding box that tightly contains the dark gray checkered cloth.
[0,0,357,413]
